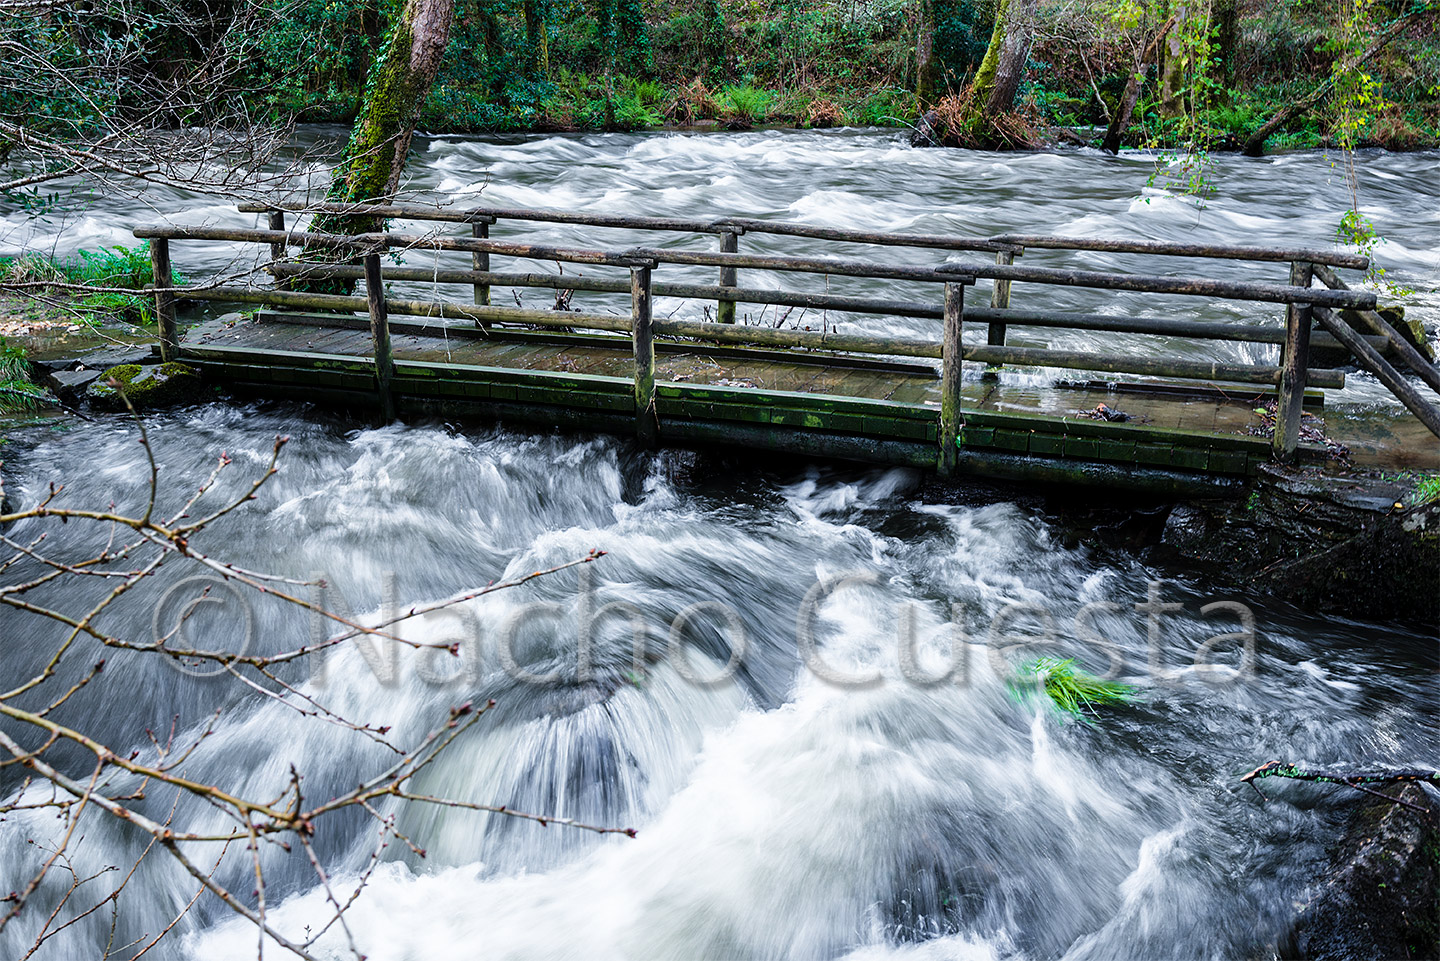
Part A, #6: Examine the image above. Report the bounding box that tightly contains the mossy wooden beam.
[178,285,632,333]
[939,282,965,476]
[992,235,1369,271]
[967,306,1381,351]
[717,230,739,324]
[270,262,946,318]
[1314,305,1440,440]
[363,253,396,421]
[1312,262,1440,396]
[632,265,657,445]
[936,263,1373,310]
[149,237,177,363]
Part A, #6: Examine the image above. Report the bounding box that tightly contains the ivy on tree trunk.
[311,0,456,242]
[971,0,1037,117]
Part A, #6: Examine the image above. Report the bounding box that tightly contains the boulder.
[45,367,102,399]
[1290,784,1439,961]
[86,362,205,411]
[910,110,943,148]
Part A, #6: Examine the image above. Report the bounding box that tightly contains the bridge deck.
[177,312,1439,488]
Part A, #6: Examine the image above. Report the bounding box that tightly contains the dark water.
[0,131,1436,960]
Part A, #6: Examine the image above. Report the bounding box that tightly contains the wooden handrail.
[234,200,1369,269]
[148,216,1440,460]
[133,223,1375,309]
[265,262,1387,351]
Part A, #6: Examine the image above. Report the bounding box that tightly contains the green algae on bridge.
[171,309,1435,495]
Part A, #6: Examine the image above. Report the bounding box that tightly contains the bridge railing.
[134,207,1439,471]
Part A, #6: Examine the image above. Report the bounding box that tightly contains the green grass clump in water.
[1413,473,1440,505]
[1010,657,1137,720]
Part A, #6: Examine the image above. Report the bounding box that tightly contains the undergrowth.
[1411,473,1440,505]
[0,339,46,413]
[0,243,168,326]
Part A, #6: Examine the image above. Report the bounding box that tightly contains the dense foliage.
[0,0,1436,183]
[225,0,1440,147]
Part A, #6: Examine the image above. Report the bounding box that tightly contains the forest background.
[6,0,1436,162]
[240,0,1439,148]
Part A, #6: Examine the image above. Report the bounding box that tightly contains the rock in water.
[86,362,205,411]
[911,110,943,148]
[1289,784,1439,960]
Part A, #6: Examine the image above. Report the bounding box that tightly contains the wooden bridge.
[132,201,1440,495]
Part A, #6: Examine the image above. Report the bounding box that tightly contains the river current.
[0,130,1436,960]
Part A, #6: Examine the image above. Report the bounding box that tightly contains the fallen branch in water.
[1240,761,1438,813]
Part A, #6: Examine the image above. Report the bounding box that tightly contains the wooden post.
[267,210,288,291]
[717,230,738,324]
[471,218,492,316]
[150,237,177,363]
[632,265,657,445]
[938,282,966,476]
[983,248,1015,379]
[364,253,396,422]
[267,210,287,263]
[1273,260,1314,462]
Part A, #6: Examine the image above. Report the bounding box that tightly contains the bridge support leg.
[1272,260,1313,462]
[939,281,966,476]
[983,248,1016,380]
[632,265,658,446]
[267,210,287,290]
[150,237,177,363]
[717,230,738,324]
[364,253,396,422]
[471,219,492,323]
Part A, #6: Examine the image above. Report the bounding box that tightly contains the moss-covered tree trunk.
[1157,3,1190,119]
[311,0,456,241]
[970,0,1037,117]
[523,0,550,77]
[916,0,940,111]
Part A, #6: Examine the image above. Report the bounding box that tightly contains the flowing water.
[0,131,1437,960]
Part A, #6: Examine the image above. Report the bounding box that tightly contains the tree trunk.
[1101,67,1146,154]
[1101,19,1174,154]
[1157,3,1190,119]
[1212,0,1239,89]
[916,0,939,110]
[312,0,456,238]
[972,0,1039,116]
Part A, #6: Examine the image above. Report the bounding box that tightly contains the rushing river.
[0,131,1437,960]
